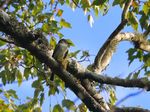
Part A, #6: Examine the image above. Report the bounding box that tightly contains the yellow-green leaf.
[16,70,23,86]
[0,40,6,46]
[88,15,94,27]
[127,12,138,31]
[56,9,63,17]
[143,2,150,15]
[60,19,71,28]
[62,99,76,110]
[50,37,57,49]
[42,23,50,33]
[53,104,64,112]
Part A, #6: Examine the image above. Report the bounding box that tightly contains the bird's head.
[58,39,74,47]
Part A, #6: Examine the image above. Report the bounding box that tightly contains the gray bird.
[50,39,70,81]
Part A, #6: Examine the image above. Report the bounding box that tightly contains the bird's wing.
[64,49,68,59]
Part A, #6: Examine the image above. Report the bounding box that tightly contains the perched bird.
[50,39,70,81]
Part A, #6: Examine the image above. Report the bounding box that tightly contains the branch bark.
[1,9,150,112]
[114,106,150,112]
[91,0,134,74]
[68,60,150,91]
[92,20,127,73]
[0,9,108,112]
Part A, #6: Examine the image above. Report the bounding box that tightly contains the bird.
[50,39,70,81]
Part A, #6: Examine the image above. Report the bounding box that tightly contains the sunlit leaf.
[79,103,87,112]
[112,0,124,6]
[109,90,117,105]
[143,2,150,16]
[92,0,107,6]
[69,50,80,58]
[127,12,138,31]
[66,39,75,46]
[16,70,23,86]
[88,15,94,27]
[133,70,140,79]
[60,19,72,28]
[80,0,91,8]
[0,40,6,46]
[7,89,19,99]
[42,23,50,33]
[62,99,76,110]
[50,37,57,49]
[56,9,63,17]
[53,104,64,112]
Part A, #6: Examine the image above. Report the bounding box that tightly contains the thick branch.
[92,0,134,73]
[68,60,150,91]
[92,20,127,73]
[84,71,150,91]
[117,32,150,52]
[0,10,108,112]
[114,106,150,112]
[92,29,150,74]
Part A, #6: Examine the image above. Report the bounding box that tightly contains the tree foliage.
[0,0,149,112]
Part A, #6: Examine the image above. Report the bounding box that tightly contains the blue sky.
[2,2,150,112]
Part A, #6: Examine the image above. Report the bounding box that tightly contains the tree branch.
[68,60,150,91]
[84,71,150,91]
[0,10,109,112]
[113,106,150,112]
[92,19,127,73]
[91,0,134,74]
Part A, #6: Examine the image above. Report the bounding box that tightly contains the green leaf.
[24,68,30,80]
[80,0,91,8]
[16,70,23,86]
[60,19,72,28]
[50,37,57,49]
[93,6,99,16]
[0,40,6,46]
[32,80,40,88]
[132,70,140,79]
[0,71,6,85]
[143,54,150,66]
[112,0,124,6]
[80,50,90,59]
[143,2,150,16]
[92,0,107,6]
[66,39,75,46]
[62,99,75,110]
[78,103,87,112]
[7,89,19,99]
[42,23,50,33]
[34,89,40,98]
[88,15,94,27]
[69,50,80,58]
[109,90,117,105]
[53,104,64,112]
[127,12,138,31]
[145,71,150,77]
[40,92,44,106]
[48,84,59,95]
[127,48,144,65]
